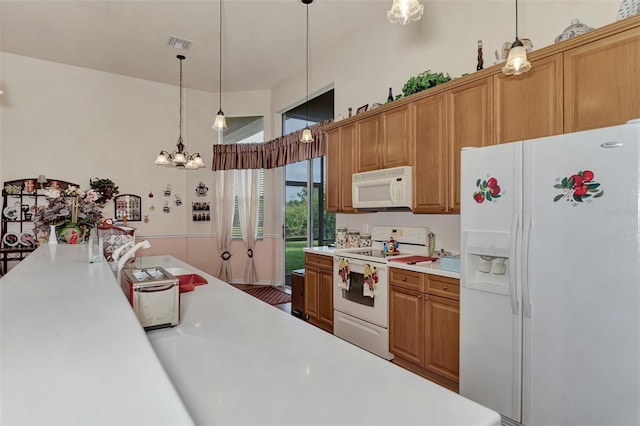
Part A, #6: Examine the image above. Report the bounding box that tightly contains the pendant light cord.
[219,0,223,111]
[179,56,183,143]
[305,2,309,128]
[515,0,519,39]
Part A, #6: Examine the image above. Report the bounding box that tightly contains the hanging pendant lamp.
[387,0,424,25]
[212,0,228,132]
[155,55,205,168]
[502,0,532,76]
[300,0,314,143]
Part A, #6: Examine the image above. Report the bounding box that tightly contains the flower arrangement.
[89,177,119,207]
[33,186,104,244]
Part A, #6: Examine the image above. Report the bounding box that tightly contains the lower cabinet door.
[318,268,334,330]
[305,268,319,320]
[389,285,424,365]
[424,294,460,383]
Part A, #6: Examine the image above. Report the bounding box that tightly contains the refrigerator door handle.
[522,213,532,318]
[509,212,519,315]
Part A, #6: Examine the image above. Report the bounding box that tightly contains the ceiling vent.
[168,36,193,50]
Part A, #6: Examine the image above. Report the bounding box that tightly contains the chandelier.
[387,0,424,25]
[212,0,228,132]
[300,0,314,143]
[154,55,205,169]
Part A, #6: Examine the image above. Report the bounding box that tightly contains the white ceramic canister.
[335,226,348,249]
[348,230,360,248]
[359,234,372,248]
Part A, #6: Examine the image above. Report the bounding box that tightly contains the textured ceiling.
[0,0,389,93]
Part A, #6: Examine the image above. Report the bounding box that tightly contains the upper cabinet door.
[356,115,382,172]
[325,128,340,213]
[412,93,448,214]
[382,105,412,168]
[340,124,357,213]
[564,28,640,132]
[494,54,563,144]
[447,77,495,213]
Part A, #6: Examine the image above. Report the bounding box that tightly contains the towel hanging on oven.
[337,257,350,290]
[363,263,379,298]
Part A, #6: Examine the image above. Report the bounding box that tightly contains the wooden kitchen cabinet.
[325,124,357,213]
[563,27,640,133]
[494,53,564,144]
[304,253,333,333]
[389,267,460,392]
[382,105,412,168]
[447,77,495,213]
[356,115,381,172]
[389,285,424,366]
[412,93,448,213]
[424,293,460,385]
[355,106,411,173]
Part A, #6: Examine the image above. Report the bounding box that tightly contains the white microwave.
[352,166,412,210]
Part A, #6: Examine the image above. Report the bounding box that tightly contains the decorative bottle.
[387,87,394,103]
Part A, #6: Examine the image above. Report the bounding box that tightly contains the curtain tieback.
[247,248,253,258]
[221,251,231,261]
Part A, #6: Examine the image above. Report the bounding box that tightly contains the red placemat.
[388,255,438,264]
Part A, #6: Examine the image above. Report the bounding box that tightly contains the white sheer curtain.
[236,169,260,283]
[215,169,236,282]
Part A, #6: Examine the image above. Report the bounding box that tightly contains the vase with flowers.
[33,186,104,244]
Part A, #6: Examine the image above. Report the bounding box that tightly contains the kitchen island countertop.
[140,255,495,425]
[1,246,494,425]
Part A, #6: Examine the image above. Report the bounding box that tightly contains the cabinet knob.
[418,294,422,299]
[443,286,448,290]
[402,276,406,281]
[441,207,445,211]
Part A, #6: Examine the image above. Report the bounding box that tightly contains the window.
[222,116,265,239]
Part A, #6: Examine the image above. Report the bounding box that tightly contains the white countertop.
[138,255,497,426]
[0,244,193,425]
[304,246,460,279]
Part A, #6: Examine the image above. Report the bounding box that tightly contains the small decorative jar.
[335,226,348,249]
[348,230,360,248]
[359,234,372,248]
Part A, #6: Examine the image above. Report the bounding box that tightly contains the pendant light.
[155,55,205,168]
[300,0,314,143]
[387,0,424,25]
[502,0,532,76]
[212,0,228,132]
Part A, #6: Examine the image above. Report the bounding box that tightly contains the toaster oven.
[120,267,179,330]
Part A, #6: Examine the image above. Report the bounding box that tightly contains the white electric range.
[333,226,430,359]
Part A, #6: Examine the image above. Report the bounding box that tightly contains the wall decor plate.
[3,206,18,220]
[19,231,37,247]
[617,0,640,20]
[3,232,19,247]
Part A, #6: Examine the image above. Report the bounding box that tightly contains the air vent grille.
[168,36,192,50]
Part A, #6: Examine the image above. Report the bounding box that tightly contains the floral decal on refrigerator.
[473,176,502,204]
[553,170,603,205]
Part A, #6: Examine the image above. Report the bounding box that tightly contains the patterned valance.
[211,119,333,170]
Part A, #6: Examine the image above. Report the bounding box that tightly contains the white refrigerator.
[459,120,640,426]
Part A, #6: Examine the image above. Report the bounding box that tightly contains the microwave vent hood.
[352,166,412,210]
